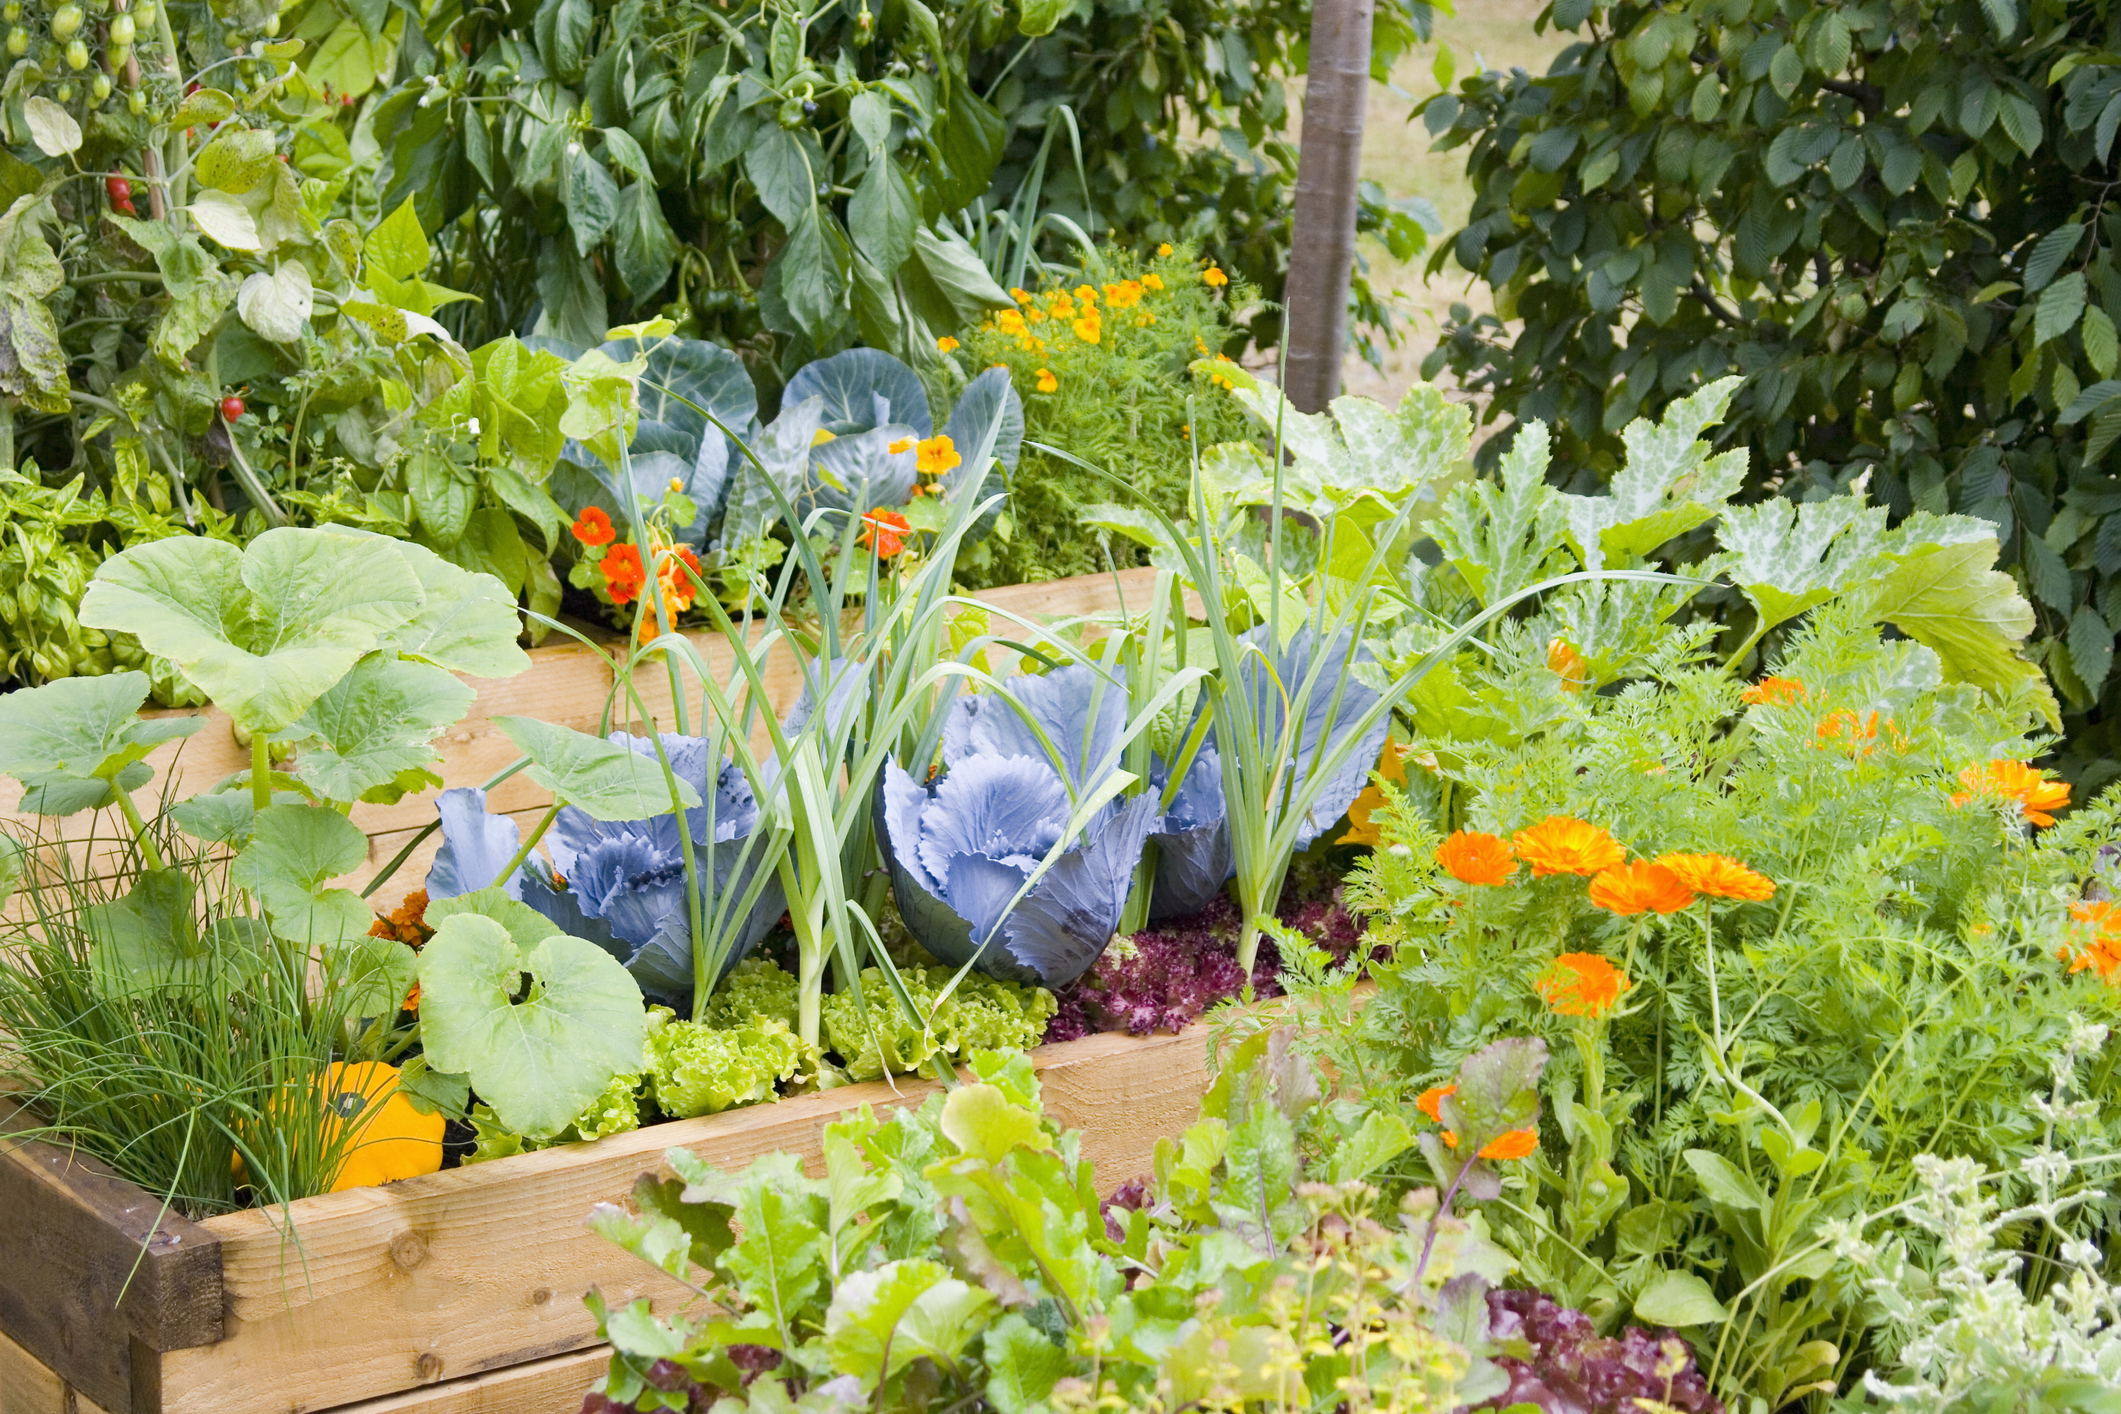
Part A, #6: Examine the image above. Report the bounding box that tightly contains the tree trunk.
[1283,0,1372,413]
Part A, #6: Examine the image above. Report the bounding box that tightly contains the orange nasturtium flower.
[1546,638,1588,691]
[1587,860,1697,916]
[916,435,962,477]
[571,505,616,547]
[1655,852,1776,901]
[1741,675,1806,706]
[1513,817,1625,877]
[601,543,646,605]
[1953,759,2071,828]
[1035,368,1058,393]
[1537,952,1631,1018]
[2065,901,2121,981]
[1203,265,1229,287]
[1478,1128,1540,1161]
[1436,831,1517,886]
[657,545,703,611]
[860,508,912,558]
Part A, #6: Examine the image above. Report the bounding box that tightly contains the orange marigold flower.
[1741,675,1805,706]
[1478,1128,1540,1161]
[995,309,1027,335]
[1513,817,1625,877]
[1547,638,1587,692]
[917,435,962,477]
[1655,852,1775,901]
[1417,1083,1455,1123]
[601,543,646,605]
[1952,759,2071,828]
[1203,265,1228,288]
[1537,952,1631,1018]
[2065,900,2121,981]
[1587,860,1697,915]
[936,335,959,352]
[1073,284,1098,305]
[1024,305,1046,322]
[368,888,431,945]
[1035,368,1058,393]
[1156,242,1174,257]
[1436,831,1517,886]
[860,507,912,559]
[1010,287,1033,303]
[571,505,616,547]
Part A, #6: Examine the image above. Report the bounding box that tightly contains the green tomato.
[222,25,241,48]
[1,3,19,20]
[127,86,145,113]
[108,12,133,44]
[65,37,88,68]
[261,11,277,33]
[90,70,110,99]
[54,79,72,100]
[49,3,83,40]
[5,27,27,56]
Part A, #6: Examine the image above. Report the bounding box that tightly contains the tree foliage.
[1423,0,2121,789]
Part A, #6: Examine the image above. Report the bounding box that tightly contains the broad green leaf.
[188,191,261,252]
[0,673,202,815]
[327,931,417,1019]
[278,653,474,803]
[425,887,560,950]
[86,868,273,996]
[23,97,81,156]
[194,125,277,194]
[231,804,372,945]
[496,716,702,820]
[416,912,649,1138]
[1017,0,1069,34]
[848,158,919,277]
[1440,1035,1545,1153]
[2036,272,2088,345]
[1560,376,1747,569]
[171,87,237,126]
[365,197,431,282]
[899,223,1013,332]
[939,1083,1049,1164]
[1716,496,1891,631]
[360,532,531,678]
[695,1152,827,1333]
[1431,420,1570,606]
[585,1202,700,1280]
[745,126,821,229]
[983,1313,1068,1413]
[1633,1269,1730,1326]
[824,1258,995,1381]
[1327,1109,1415,1184]
[612,182,678,299]
[79,528,426,734]
[1862,537,2056,723]
[237,262,313,342]
[1684,1148,1767,1211]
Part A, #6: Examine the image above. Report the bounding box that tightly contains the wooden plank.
[159,1022,1213,1414]
[0,1330,66,1414]
[311,1349,608,1414]
[0,1105,223,1414]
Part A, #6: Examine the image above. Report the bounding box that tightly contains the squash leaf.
[495,716,703,820]
[0,672,203,815]
[231,803,372,945]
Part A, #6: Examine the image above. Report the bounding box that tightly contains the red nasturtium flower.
[658,545,703,611]
[1952,759,2070,828]
[1587,860,1697,916]
[860,508,912,558]
[1654,852,1776,901]
[1537,952,1631,1018]
[601,543,646,605]
[1740,675,1805,706]
[1512,817,1625,877]
[1478,1128,1540,1161]
[2064,901,2121,982]
[1435,830,1517,886]
[571,505,616,547]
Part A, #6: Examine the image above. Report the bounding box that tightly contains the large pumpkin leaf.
[0,673,204,815]
[86,868,274,996]
[369,534,532,680]
[230,804,372,945]
[415,911,648,1138]
[278,653,476,804]
[1560,376,1748,569]
[79,528,425,734]
[1862,536,2057,724]
[495,717,703,820]
[1715,496,1891,633]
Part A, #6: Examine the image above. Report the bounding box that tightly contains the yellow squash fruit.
[322,1060,445,1192]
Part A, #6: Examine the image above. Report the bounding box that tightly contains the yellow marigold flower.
[1513,817,1625,877]
[1655,852,1775,901]
[996,309,1027,334]
[1143,272,1165,290]
[1953,759,2071,828]
[916,435,961,477]
[1537,953,1631,1018]
[1010,287,1033,303]
[1072,314,1101,343]
[1135,312,1157,326]
[1025,305,1046,322]
[1203,265,1228,288]
[937,335,959,352]
[1157,242,1174,256]
[1035,368,1057,393]
[887,437,915,455]
[1073,284,1098,304]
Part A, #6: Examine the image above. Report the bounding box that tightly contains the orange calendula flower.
[937,335,959,352]
[601,543,646,605]
[1478,1128,1540,1161]
[2065,901,2121,981]
[1156,242,1174,257]
[1952,759,2071,828]
[860,507,912,558]
[1417,1083,1455,1123]
[1547,638,1587,692]
[1741,675,1806,706]
[1513,816,1625,877]
[1587,860,1697,916]
[1537,953,1631,1018]
[1203,265,1228,287]
[1655,852,1775,901]
[571,505,616,547]
[888,437,915,455]
[1035,368,1058,393]
[917,435,962,477]
[1435,831,1517,886]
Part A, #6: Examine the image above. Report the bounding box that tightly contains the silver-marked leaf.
[1561,376,1748,569]
[1715,496,1891,631]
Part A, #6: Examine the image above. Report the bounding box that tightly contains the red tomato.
[220,395,246,422]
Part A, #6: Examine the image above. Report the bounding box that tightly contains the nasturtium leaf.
[79,528,426,735]
[824,1258,995,1382]
[277,653,475,804]
[86,868,273,996]
[496,717,702,820]
[415,912,649,1138]
[0,672,203,815]
[231,804,372,945]
[1633,1269,1730,1327]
